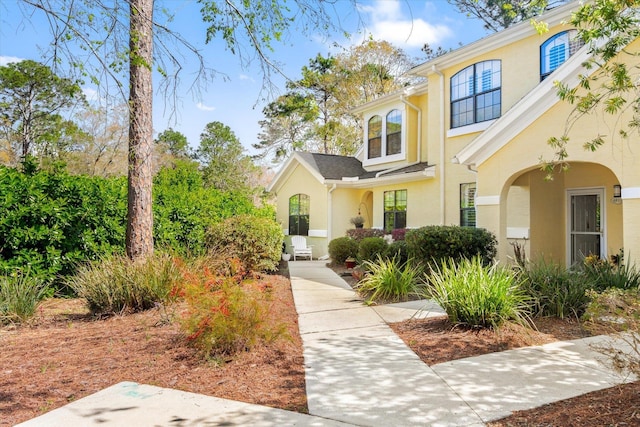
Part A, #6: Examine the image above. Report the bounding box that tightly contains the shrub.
[0,165,127,288]
[357,237,388,263]
[356,255,423,304]
[518,258,592,318]
[391,228,408,241]
[581,253,640,291]
[425,256,531,329]
[67,253,182,315]
[328,237,358,264]
[154,161,273,257]
[345,228,385,242]
[406,225,497,267]
[0,270,49,324]
[179,269,285,358]
[386,240,409,266]
[206,215,283,272]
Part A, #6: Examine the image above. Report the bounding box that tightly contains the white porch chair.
[291,236,313,261]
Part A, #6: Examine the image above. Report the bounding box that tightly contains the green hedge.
[0,165,127,285]
[406,225,497,267]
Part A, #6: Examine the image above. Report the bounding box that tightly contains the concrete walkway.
[19,260,636,426]
[289,260,636,426]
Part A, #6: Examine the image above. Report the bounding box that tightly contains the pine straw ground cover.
[1,263,638,426]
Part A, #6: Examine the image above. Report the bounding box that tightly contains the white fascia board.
[266,152,326,192]
[455,42,594,167]
[350,82,428,115]
[325,167,435,189]
[411,1,580,77]
[266,154,298,193]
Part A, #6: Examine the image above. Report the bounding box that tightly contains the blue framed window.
[541,30,584,80]
[451,60,501,128]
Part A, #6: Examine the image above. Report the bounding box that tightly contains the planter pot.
[282,253,291,261]
[355,224,364,229]
[345,259,356,269]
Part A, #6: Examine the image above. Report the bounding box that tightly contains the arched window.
[541,30,584,80]
[368,115,382,159]
[451,60,501,128]
[386,110,402,155]
[289,194,309,236]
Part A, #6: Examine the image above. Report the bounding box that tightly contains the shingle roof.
[297,152,431,180]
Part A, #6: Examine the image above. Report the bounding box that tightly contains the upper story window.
[386,110,402,155]
[366,108,403,161]
[289,193,309,236]
[368,115,382,159]
[451,60,501,129]
[540,30,584,80]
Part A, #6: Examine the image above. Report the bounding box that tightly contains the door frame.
[566,187,606,266]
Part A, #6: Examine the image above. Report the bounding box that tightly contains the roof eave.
[454,43,596,167]
[411,1,580,77]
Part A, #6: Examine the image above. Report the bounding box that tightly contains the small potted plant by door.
[282,242,291,261]
[350,216,365,229]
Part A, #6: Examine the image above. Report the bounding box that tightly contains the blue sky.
[0,0,488,160]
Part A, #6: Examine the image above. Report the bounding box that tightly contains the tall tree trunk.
[126,0,154,260]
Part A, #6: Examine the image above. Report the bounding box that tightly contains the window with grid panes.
[289,194,309,235]
[451,60,501,128]
[460,183,476,227]
[384,190,407,232]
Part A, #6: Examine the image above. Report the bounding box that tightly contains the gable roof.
[267,152,435,192]
[454,33,605,167]
[411,1,580,77]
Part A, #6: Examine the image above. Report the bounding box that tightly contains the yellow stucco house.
[268,1,640,267]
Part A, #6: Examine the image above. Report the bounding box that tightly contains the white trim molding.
[308,229,328,238]
[475,195,500,206]
[622,187,640,200]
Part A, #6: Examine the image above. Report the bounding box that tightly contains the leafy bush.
[391,228,408,241]
[328,237,358,264]
[0,165,127,288]
[345,228,385,242]
[357,237,388,263]
[0,270,49,324]
[67,253,182,315]
[154,161,273,257]
[356,255,423,304]
[206,215,283,272]
[425,257,531,329]
[406,225,497,267]
[386,240,409,266]
[179,266,285,358]
[518,258,592,318]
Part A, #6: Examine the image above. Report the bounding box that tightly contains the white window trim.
[363,104,406,167]
[447,119,496,138]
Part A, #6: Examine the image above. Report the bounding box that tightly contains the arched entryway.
[501,162,623,267]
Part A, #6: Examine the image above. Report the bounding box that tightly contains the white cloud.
[0,56,24,66]
[83,87,99,102]
[196,102,215,112]
[360,0,452,48]
[238,74,255,83]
